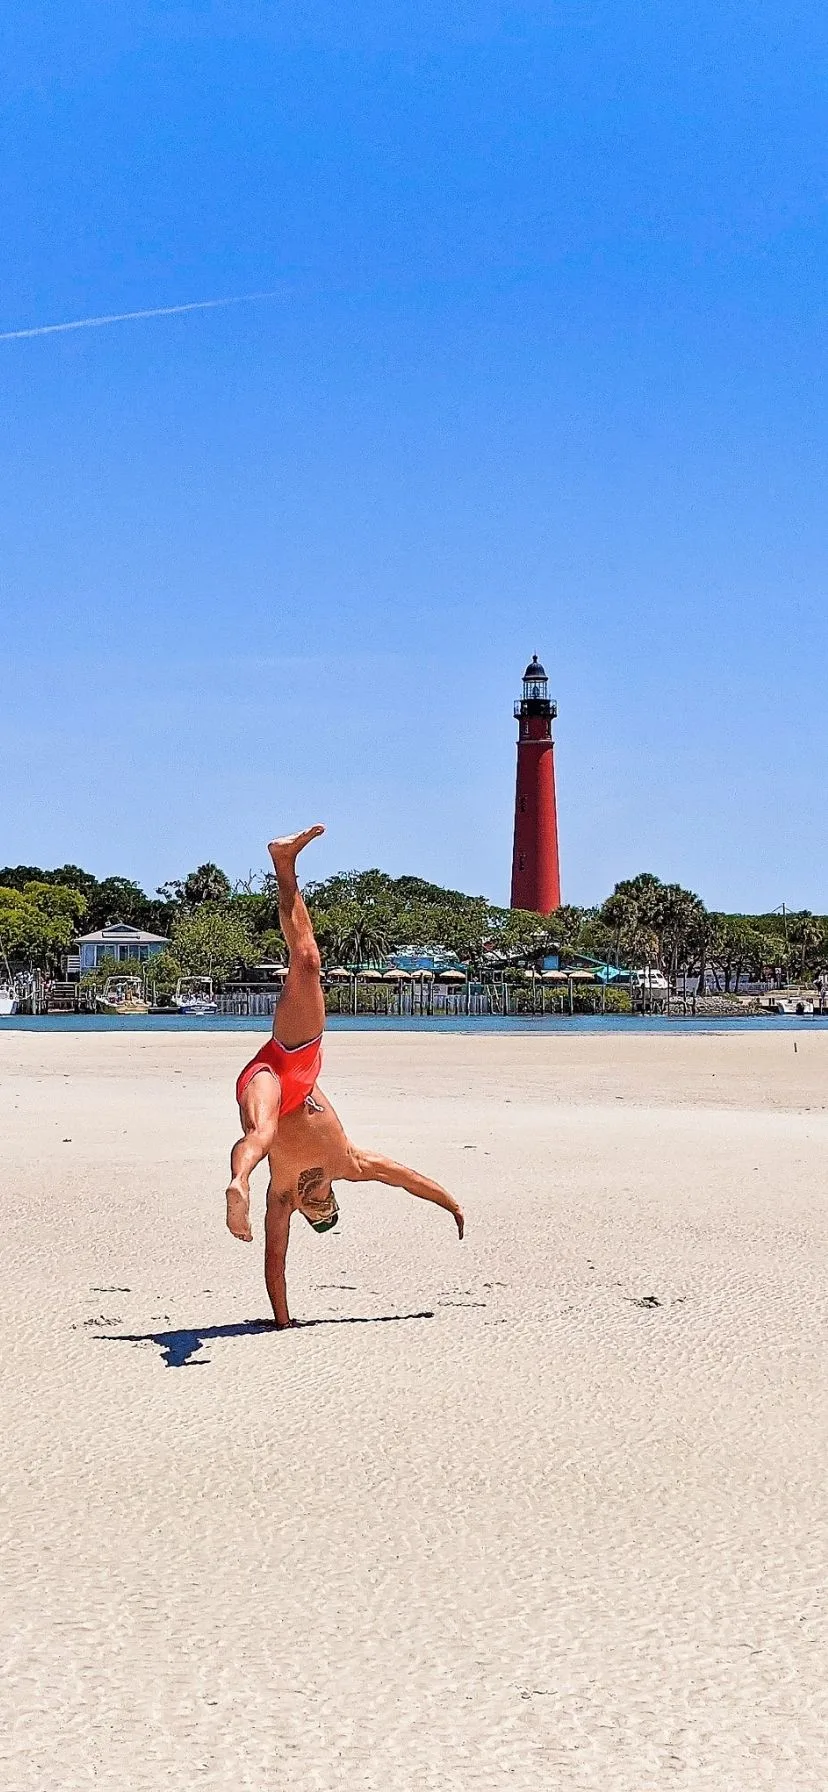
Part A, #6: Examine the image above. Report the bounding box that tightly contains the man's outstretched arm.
[345,1148,464,1238]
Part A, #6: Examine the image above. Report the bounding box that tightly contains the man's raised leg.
[268,826,326,1048]
[226,826,324,1244]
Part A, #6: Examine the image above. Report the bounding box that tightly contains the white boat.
[0,948,19,1014]
[174,976,218,1016]
[96,976,150,1016]
[763,995,814,1017]
[630,967,669,1006]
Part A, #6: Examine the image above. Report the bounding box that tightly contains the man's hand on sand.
[226,1181,253,1243]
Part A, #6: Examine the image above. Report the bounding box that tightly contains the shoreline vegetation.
[1,860,826,1017]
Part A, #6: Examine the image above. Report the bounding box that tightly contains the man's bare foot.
[268,825,325,871]
[226,1180,253,1242]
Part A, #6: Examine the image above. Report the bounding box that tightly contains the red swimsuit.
[235,1034,323,1116]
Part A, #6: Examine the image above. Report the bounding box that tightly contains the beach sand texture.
[2,1028,827,1790]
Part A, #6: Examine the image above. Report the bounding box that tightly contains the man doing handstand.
[226,827,464,1327]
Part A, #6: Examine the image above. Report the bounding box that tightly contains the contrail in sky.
[0,291,280,343]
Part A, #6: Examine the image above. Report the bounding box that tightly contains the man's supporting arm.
[264,1192,294,1327]
[346,1149,464,1239]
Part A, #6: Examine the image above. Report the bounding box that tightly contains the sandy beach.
[2,1025,827,1790]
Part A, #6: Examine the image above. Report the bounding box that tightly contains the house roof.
[76,922,170,945]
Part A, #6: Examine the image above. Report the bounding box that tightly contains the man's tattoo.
[297,1166,328,1211]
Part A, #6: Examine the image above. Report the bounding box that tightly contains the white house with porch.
[70,922,170,976]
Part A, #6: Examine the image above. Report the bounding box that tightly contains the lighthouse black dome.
[523,655,547,680]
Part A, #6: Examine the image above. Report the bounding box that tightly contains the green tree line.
[1,859,825,991]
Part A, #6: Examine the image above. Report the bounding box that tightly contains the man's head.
[298,1181,339,1233]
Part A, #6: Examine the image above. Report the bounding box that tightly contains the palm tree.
[788,911,823,981]
[653,884,704,984]
[602,876,706,990]
[601,876,662,971]
[182,863,232,906]
[333,916,391,970]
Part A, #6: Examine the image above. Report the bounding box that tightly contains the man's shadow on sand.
[102,1312,434,1368]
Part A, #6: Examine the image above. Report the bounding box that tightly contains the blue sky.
[1,1,826,910]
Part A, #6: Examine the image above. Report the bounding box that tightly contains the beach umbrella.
[326,967,351,982]
[359,969,384,982]
[568,969,596,982]
[418,970,435,982]
[383,969,412,981]
[541,969,567,983]
[438,969,465,983]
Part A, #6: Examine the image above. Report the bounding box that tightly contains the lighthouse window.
[518,853,526,871]
[519,796,527,814]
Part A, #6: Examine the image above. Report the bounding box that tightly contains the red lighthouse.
[510,655,561,913]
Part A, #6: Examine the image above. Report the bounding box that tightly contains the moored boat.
[0,948,19,1014]
[760,993,814,1016]
[96,976,150,1015]
[174,976,218,1016]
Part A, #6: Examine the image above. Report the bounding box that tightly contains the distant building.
[71,922,170,976]
[388,947,461,973]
